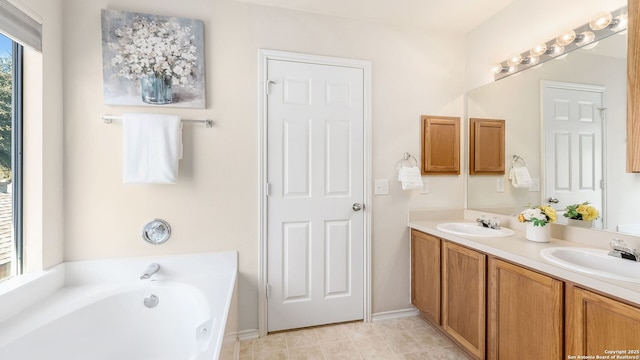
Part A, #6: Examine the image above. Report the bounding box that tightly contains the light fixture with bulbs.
[493,5,627,80]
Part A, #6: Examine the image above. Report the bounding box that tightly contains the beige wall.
[61,0,465,331]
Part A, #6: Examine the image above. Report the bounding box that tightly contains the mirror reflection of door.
[542,81,605,228]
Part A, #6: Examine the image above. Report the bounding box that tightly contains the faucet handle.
[609,239,640,261]
[610,238,629,250]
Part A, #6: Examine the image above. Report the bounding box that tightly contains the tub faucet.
[608,239,640,262]
[140,263,161,279]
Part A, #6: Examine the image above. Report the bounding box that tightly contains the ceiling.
[233,0,517,34]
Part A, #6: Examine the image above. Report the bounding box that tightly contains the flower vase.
[567,219,592,228]
[525,222,550,243]
[141,74,173,104]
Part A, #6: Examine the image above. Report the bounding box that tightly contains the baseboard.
[371,308,418,322]
[235,328,260,341]
[235,309,419,339]
[371,308,419,322]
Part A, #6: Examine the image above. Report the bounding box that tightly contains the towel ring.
[401,152,418,168]
[512,155,526,168]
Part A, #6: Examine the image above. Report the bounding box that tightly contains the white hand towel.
[122,113,182,184]
[398,166,424,190]
[510,166,533,188]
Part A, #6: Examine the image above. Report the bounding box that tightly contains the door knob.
[352,203,364,211]
[548,197,559,203]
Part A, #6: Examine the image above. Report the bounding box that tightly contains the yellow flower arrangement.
[518,205,557,227]
[563,202,599,221]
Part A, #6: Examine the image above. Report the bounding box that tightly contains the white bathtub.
[0,251,238,360]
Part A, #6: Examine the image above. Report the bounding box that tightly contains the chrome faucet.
[608,239,640,262]
[140,263,161,279]
[476,215,501,230]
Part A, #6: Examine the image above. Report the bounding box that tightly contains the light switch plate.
[496,177,504,193]
[374,179,389,195]
[530,178,540,192]
[420,178,429,194]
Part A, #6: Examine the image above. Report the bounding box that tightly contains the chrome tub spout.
[140,263,160,279]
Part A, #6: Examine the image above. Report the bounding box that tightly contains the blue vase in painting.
[141,73,173,105]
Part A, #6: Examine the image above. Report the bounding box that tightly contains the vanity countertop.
[409,219,640,307]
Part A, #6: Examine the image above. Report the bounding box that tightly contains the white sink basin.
[436,222,515,237]
[541,247,640,283]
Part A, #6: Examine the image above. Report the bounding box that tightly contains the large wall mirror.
[466,16,637,234]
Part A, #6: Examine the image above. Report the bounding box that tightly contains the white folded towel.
[122,113,182,184]
[398,166,424,190]
[508,166,533,188]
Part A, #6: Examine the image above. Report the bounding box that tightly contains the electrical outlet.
[530,178,540,192]
[496,177,504,193]
[374,179,389,195]
[420,178,429,194]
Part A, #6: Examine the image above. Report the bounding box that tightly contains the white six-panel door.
[266,59,365,332]
[542,81,605,226]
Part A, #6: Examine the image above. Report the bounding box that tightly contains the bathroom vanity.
[409,210,640,360]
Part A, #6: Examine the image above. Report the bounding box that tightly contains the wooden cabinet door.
[469,118,505,174]
[488,258,563,360]
[566,286,640,356]
[442,241,486,359]
[410,229,441,324]
[421,115,460,174]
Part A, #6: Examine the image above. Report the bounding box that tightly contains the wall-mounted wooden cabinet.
[469,118,505,175]
[628,0,640,172]
[421,115,460,175]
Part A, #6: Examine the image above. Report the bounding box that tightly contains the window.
[0,33,22,281]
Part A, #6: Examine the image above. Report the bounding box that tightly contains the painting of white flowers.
[101,9,205,108]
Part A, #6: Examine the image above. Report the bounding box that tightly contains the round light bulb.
[576,31,596,46]
[523,56,539,66]
[548,44,564,57]
[491,64,504,74]
[589,12,613,31]
[611,14,628,32]
[556,30,576,46]
[530,43,547,57]
[507,54,523,67]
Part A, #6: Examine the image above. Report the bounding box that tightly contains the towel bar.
[401,152,418,167]
[512,155,526,168]
[101,114,213,128]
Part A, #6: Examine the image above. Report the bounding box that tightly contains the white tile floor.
[239,316,472,359]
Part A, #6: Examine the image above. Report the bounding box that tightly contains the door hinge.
[266,80,277,95]
[600,179,605,190]
[265,182,271,197]
[266,283,271,299]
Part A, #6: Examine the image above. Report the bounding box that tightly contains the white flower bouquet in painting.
[101,10,205,108]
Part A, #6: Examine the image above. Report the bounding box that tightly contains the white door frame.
[258,49,372,337]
